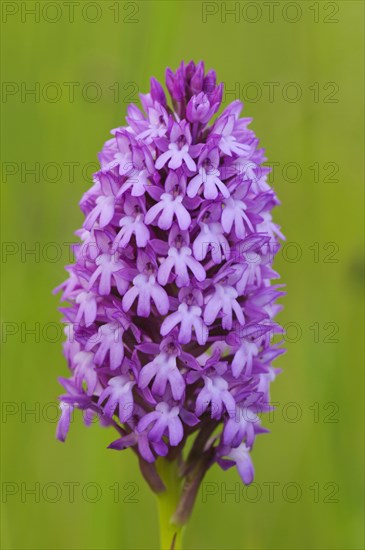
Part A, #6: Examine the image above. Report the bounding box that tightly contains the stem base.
[156,458,185,550]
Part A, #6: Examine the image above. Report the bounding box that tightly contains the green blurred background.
[1,1,364,549]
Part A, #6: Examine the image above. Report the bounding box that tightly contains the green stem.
[156,458,185,550]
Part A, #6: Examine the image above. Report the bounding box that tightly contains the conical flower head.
[55,61,285,487]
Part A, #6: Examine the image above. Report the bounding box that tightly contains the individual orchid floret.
[137,402,184,447]
[97,375,135,423]
[187,145,229,199]
[186,91,220,124]
[218,443,255,485]
[161,287,208,345]
[113,131,135,175]
[126,93,168,143]
[193,358,236,419]
[88,230,128,296]
[221,187,255,239]
[109,430,168,464]
[145,171,191,230]
[193,208,230,264]
[73,350,98,396]
[226,322,273,378]
[138,336,186,400]
[157,227,206,287]
[204,269,245,330]
[213,100,252,157]
[56,402,74,442]
[117,142,155,197]
[155,120,197,171]
[122,253,169,317]
[84,170,120,230]
[223,405,261,448]
[113,196,150,249]
[86,320,126,370]
[74,283,98,327]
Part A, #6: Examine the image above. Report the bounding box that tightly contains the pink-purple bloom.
[55,61,285,494]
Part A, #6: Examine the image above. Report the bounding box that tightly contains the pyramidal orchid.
[54,61,285,549]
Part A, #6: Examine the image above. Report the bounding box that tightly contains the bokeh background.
[1,1,364,549]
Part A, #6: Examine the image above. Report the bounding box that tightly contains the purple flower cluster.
[55,61,285,488]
